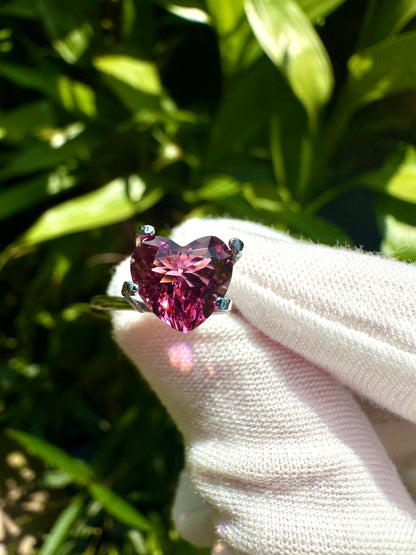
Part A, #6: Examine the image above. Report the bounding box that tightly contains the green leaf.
[377,187,416,262]
[0,62,96,116]
[206,0,259,71]
[39,495,85,555]
[7,429,94,484]
[245,0,334,126]
[53,23,92,64]
[242,182,352,244]
[344,32,416,114]
[183,174,242,202]
[19,175,163,246]
[207,57,308,197]
[297,0,347,21]
[156,0,210,24]
[0,62,60,101]
[206,59,274,164]
[0,100,55,141]
[359,145,416,204]
[56,75,97,117]
[0,168,76,221]
[88,482,150,531]
[93,55,161,96]
[270,92,311,201]
[379,213,416,261]
[0,136,87,180]
[93,55,162,115]
[358,0,416,48]
[35,0,93,63]
[0,0,36,18]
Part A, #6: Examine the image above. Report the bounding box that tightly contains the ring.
[92,225,243,333]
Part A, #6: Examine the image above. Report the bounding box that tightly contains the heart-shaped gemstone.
[131,235,234,332]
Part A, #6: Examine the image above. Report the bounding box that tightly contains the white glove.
[108,218,416,554]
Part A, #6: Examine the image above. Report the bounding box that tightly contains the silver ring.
[91,225,243,333]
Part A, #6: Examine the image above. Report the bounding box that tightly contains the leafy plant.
[1,0,416,552]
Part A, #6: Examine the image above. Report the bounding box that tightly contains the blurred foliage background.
[1,0,416,552]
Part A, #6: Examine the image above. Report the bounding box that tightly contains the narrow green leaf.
[39,495,85,555]
[298,0,347,21]
[359,146,416,204]
[0,62,60,101]
[245,0,334,126]
[0,168,75,221]
[88,482,150,531]
[206,0,258,71]
[0,0,36,18]
[344,32,416,113]
[358,0,416,48]
[0,137,87,180]
[0,100,54,141]
[17,175,163,247]
[7,429,94,484]
[0,62,96,116]
[270,92,311,200]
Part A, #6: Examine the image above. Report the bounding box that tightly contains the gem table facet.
[130,234,234,332]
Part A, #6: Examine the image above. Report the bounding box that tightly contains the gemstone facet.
[131,235,234,332]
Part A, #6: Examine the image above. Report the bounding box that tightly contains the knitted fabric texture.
[108,218,416,554]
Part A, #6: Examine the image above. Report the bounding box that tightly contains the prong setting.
[136,224,155,244]
[121,281,150,313]
[214,296,232,312]
[228,237,244,263]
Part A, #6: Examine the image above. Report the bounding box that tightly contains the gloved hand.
[108,218,416,554]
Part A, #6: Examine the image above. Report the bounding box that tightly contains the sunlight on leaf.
[18,175,163,247]
[183,174,241,202]
[162,3,210,23]
[359,145,416,204]
[380,214,416,261]
[57,75,96,117]
[245,0,334,126]
[53,23,92,64]
[93,55,162,96]
[345,32,416,112]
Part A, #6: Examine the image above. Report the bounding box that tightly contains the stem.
[305,179,360,215]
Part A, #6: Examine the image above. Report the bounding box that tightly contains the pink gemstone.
[131,235,233,332]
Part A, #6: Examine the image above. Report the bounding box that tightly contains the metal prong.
[136,224,155,245]
[228,237,244,263]
[121,281,151,313]
[214,296,232,312]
